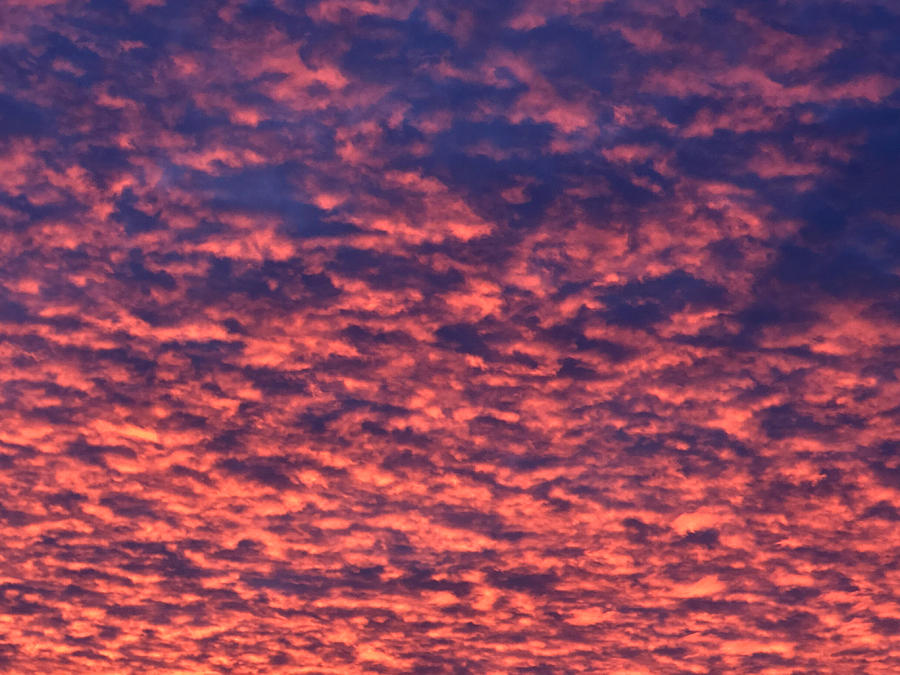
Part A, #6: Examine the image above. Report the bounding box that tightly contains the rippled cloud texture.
[2,0,900,672]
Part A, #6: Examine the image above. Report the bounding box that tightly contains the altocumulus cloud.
[1,0,900,671]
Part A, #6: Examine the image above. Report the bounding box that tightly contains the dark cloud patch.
[674,131,759,180]
[513,19,634,94]
[98,494,161,520]
[244,367,308,395]
[79,145,132,190]
[872,617,900,636]
[216,457,294,489]
[301,272,341,298]
[195,165,358,239]
[735,299,822,337]
[341,323,415,349]
[861,502,900,521]
[679,528,720,548]
[173,104,230,136]
[0,300,30,324]
[331,247,464,292]
[613,272,729,310]
[117,249,177,291]
[113,189,163,235]
[67,439,137,467]
[435,323,492,358]
[545,322,635,363]
[487,569,559,595]
[771,242,900,300]
[0,94,51,139]
[758,404,865,441]
[556,357,605,381]
[601,300,665,329]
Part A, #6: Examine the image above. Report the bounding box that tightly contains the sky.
[1,0,900,672]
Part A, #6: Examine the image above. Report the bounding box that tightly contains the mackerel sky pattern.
[2,0,900,673]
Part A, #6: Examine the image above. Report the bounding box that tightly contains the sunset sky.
[2,0,900,672]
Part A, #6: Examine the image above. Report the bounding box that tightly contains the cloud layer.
[2,0,900,672]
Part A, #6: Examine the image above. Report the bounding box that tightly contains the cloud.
[2,0,900,671]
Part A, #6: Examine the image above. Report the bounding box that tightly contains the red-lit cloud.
[2,0,900,672]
